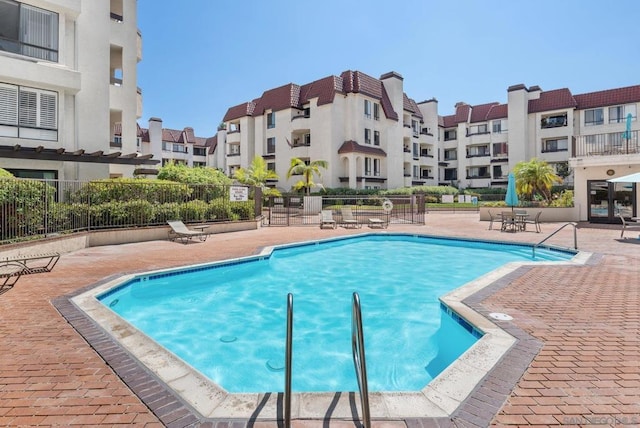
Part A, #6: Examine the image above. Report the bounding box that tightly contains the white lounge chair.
[340,207,361,228]
[320,210,337,229]
[167,220,209,243]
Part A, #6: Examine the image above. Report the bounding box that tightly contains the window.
[492,165,504,179]
[267,112,275,128]
[193,147,207,156]
[172,144,187,153]
[364,128,371,145]
[303,107,310,118]
[304,133,311,146]
[373,159,380,176]
[584,108,603,126]
[0,82,57,140]
[467,166,489,179]
[609,104,637,123]
[412,120,420,137]
[467,124,488,136]
[0,0,59,62]
[162,141,169,151]
[492,142,508,157]
[467,145,490,157]
[444,168,457,181]
[364,100,371,119]
[267,162,276,172]
[444,129,457,141]
[541,113,567,128]
[374,130,380,146]
[267,137,276,153]
[412,142,419,157]
[492,119,507,133]
[193,161,207,167]
[444,148,457,161]
[364,157,371,175]
[228,122,240,132]
[111,136,122,148]
[6,168,57,179]
[373,103,380,120]
[542,137,568,153]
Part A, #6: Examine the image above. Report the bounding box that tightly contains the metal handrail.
[351,292,371,428]
[284,293,293,428]
[532,222,577,258]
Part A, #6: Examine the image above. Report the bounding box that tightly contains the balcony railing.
[573,130,639,157]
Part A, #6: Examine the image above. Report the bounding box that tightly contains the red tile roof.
[223,102,256,122]
[403,94,424,120]
[205,135,217,155]
[574,85,640,110]
[440,114,457,128]
[454,103,471,123]
[337,140,387,157]
[486,104,508,120]
[469,102,499,123]
[528,88,577,113]
[223,70,403,123]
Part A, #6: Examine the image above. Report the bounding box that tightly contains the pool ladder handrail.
[284,293,293,428]
[351,292,371,428]
[532,222,577,258]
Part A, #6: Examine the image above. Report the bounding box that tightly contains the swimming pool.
[97,234,574,394]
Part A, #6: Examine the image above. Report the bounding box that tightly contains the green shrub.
[207,199,233,221]
[179,200,209,222]
[549,190,574,208]
[68,178,191,204]
[153,202,182,223]
[0,168,13,178]
[0,177,55,238]
[230,201,255,220]
[48,202,89,231]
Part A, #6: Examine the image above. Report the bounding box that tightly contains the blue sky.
[138,0,640,137]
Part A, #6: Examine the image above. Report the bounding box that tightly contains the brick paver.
[1,213,639,427]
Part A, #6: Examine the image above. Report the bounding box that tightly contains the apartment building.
[131,117,216,171]
[439,84,640,222]
[216,70,438,191]
[0,0,155,180]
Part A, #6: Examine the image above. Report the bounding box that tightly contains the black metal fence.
[266,195,425,226]
[0,178,257,244]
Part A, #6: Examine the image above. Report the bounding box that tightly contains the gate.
[266,194,425,227]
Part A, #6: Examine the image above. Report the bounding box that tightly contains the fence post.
[254,186,263,219]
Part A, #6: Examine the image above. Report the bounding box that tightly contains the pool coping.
[53,233,594,426]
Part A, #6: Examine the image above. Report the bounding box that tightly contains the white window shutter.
[19,89,37,127]
[39,92,57,129]
[0,83,18,125]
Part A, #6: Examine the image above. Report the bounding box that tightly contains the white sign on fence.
[442,195,454,203]
[230,186,249,201]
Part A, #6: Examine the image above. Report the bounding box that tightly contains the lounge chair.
[320,210,337,229]
[167,220,209,244]
[368,218,388,229]
[0,253,60,290]
[340,207,361,228]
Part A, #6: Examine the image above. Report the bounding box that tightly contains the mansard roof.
[574,85,640,110]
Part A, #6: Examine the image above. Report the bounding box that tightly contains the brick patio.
[1,213,638,427]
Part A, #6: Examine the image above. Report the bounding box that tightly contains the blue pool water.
[99,234,574,393]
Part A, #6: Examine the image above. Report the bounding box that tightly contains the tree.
[513,158,562,202]
[234,156,281,198]
[286,158,328,195]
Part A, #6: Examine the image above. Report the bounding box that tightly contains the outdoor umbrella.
[607,172,640,183]
[623,112,633,152]
[505,172,519,212]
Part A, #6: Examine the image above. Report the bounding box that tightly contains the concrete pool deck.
[1,213,639,427]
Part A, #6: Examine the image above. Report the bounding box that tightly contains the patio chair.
[167,220,209,244]
[340,207,361,228]
[487,209,497,230]
[523,211,542,233]
[619,214,640,238]
[319,210,337,229]
[500,211,517,232]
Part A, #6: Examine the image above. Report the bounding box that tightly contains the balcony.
[226,131,241,144]
[573,130,639,157]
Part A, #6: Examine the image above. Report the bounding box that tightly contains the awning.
[607,172,640,183]
[0,144,160,165]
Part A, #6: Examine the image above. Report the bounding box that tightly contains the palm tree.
[513,158,562,202]
[234,155,281,197]
[286,157,328,195]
